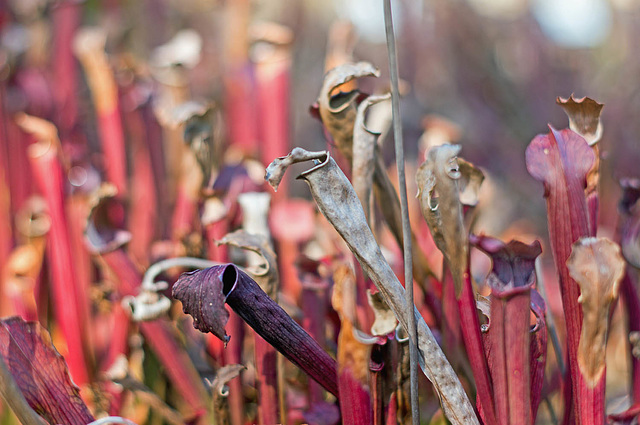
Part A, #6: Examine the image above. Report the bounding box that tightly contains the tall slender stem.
[382,2,419,423]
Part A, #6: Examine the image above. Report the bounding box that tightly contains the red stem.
[458,273,497,425]
[28,143,90,385]
[301,279,329,405]
[620,272,640,403]
[51,1,80,135]
[254,334,279,425]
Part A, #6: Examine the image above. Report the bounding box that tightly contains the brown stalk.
[18,113,91,385]
[266,148,479,425]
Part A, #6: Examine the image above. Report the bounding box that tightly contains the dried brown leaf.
[567,237,625,386]
[317,62,380,162]
[353,93,390,222]
[417,144,484,295]
[266,148,479,425]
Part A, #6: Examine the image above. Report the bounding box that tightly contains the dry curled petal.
[567,237,625,386]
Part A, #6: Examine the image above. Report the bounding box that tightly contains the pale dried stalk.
[266,149,479,425]
[353,93,390,224]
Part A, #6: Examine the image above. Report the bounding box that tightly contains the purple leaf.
[0,317,95,425]
[173,263,339,396]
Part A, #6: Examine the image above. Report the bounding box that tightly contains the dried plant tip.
[317,62,380,161]
[151,29,203,69]
[556,95,604,146]
[416,144,481,295]
[15,196,50,238]
[353,93,391,219]
[211,364,246,397]
[72,28,116,114]
[457,159,485,207]
[567,237,625,386]
[217,230,278,296]
[15,113,60,154]
[265,148,328,191]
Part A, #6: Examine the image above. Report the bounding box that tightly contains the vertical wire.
[382,1,420,423]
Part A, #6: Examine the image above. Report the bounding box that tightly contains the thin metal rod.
[383,1,420,423]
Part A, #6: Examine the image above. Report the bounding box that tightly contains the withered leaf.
[266,147,479,425]
[417,144,482,296]
[567,237,625,386]
[0,317,95,425]
[317,62,380,162]
[173,264,339,396]
[353,93,390,221]
[172,266,230,344]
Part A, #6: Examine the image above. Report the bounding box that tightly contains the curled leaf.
[217,229,278,296]
[172,266,230,344]
[266,148,479,425]
[173,264,339,396]
[211,364,246,397]
[567,237,625,386]
[556,95,604,146]
[317,62,380,162]
[353,93,390,221]
[265,148,327,192]
[0,317,95,425]
[210,364,246,425]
